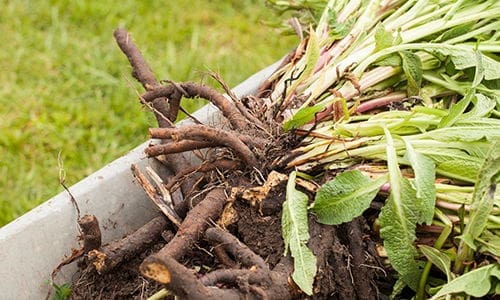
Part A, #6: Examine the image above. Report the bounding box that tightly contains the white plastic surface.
[0,61,281,299]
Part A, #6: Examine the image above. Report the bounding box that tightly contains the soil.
[70,181,391,299]
[71,241,166,299]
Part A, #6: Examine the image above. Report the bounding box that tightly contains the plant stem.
[147,288,171,300]
[416,208,453,300]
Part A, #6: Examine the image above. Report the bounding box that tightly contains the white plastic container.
[0,62,280,299]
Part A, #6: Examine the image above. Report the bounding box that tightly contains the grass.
[0,0,296,226]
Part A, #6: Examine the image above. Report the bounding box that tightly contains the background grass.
[0,0,296,226]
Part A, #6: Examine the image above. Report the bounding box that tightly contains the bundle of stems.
[265,0,499,298]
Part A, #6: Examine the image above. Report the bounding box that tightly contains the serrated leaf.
[419,245,452,282]
[430,264,499,299]
[312,170,388,225]
[379,128,422,290]
[399,50,422,96]
[425,125,500,142]
[375,24,395,51]
[457,142,500,251]
[432,46,500,80]
[283,103,326,131]
[282,171,317,295]
[436,159,482,183]
[404,139,435,224]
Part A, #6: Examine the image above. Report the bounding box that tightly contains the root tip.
[140,259,172,284]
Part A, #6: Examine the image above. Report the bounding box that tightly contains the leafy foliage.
[403,139,436,224]
[399,51,422,96]
[282,171,317,295]
[51,282,71,300]
[312,170,387,225]
[379,128,423,290]
[430,264,500,299]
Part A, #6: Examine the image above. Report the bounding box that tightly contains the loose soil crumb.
[234,200,285,268]
[71,240,166,299]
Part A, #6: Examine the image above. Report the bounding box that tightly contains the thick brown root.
[149,125,258,167]
[205,227,268,270]
[145,140,216,157]
[140,188,226,280]
[88,216,168,274]
[142,82,249,130]
[78,214,102,253]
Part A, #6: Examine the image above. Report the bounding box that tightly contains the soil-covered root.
[140,187,226,280]
[87,216,169,274]
[141,226,296,300]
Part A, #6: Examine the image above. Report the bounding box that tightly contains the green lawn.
[0,0,296,226]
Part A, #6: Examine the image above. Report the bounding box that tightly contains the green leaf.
[436,159,482,183]
[374,25,403,67]
[374,54,401,67]
[460,93,496,119]
[425,125,500,142]
[282,171,317,295]
[433,46,500,80]
[433,23,474,43]
[284,103,326,131]
[379,128,422,290]
[375,24,395,52]
[53,283,71,300]
[390,278,407,299]
[312,170,388,225]
[419,245,452,282]
[438,89,474,128]
[471,50,484,88]
[399,50,422,96]
[404,139,435,224]
[430,264,499,299]
[477,230,500,256]
[457,142,500,250]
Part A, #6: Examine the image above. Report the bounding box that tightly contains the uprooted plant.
[64,0,499,299]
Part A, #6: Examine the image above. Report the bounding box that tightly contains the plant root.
[140,187,226,279]
[165,159,239,191]
[79,214,102,253]
[145,140,217,157]
[113,28,178,124]
[88,216,169,274]
[205,227,268,269]
[308,216,379,299]
[149,125,258,167]
[114,28,194,205]
[141,82,249,130]
[341,217,377,299]
[69,27,393,300]
[147,255,244,300]
[141,226,296,300]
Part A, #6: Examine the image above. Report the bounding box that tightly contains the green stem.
[416,209,452,300]
[147,288,171,300]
